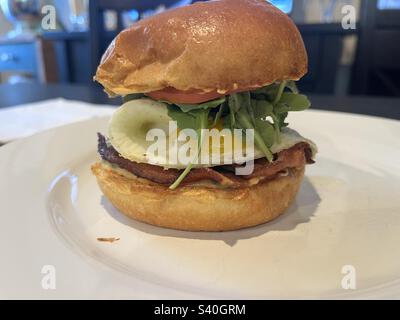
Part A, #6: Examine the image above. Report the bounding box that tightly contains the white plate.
[1,110,400,299]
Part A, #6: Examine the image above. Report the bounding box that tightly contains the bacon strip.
[227,142,314,180]
[97,133,313,187]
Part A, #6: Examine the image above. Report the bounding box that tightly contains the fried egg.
[108,99,317,169]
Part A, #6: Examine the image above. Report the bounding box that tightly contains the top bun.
[95,0,307,96]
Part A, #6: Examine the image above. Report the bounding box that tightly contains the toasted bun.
[91,162,305,232]
[95,0,307,96]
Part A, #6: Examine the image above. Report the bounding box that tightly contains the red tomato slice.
[146,87,251,104]
[146,88,223,104]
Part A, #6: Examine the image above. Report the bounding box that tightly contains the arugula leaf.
[212,102,226,127]
[238,93,255,125]
[168,108,210,190]
[123,93,145,103]
[228,93,274,162]
[167,101,222,189]
[167,105,198,130]
[143,81,311,188]
[274,102,290,114]
[277,112,289,128]
[167,97,226,130]
[251,99,276,147]
[252,80,299,101]
[252,100,274,119]
[172,97,226,113]
[243,92,256,126]
[273,81,287,104]
[252,84,279,100]
[279,93,311,111]
[223,114,233,129]
[236,108,273,162]
[227,94,241,129]
[286,80,299,94]
[254,118,275,148]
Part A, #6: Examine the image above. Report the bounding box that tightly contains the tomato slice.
[146,85,258,104]
[146,88,225,104]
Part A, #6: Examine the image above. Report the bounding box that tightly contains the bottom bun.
[91,162,305,232]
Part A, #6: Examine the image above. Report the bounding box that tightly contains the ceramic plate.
[1,110,400,299]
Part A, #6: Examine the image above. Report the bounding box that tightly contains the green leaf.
[251,81,300,101]
[192,109,211,131]
[174,97,226,113]
[251,99,276,147]
[277,112,289,128]
[251,85,274,101]
[212,102,226,127]
[272,81,287,104]
[227,94,241,129]
[223,115,233,129]
[228,94,242,113]
[279,93,311,111]
[163,81,311,173]
[286,80,299,94]
[123,93,145,103]
[243,92,256,126]
[254,118,275,148]
[169,108,211,190]
[235,108,274,162]
[167,105,197,130]
[274,102,290,114]
[227,93,275,161]
[252,100,274,118]
[231,92,255,125]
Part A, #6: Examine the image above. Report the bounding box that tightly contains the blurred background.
[0,0,399,100]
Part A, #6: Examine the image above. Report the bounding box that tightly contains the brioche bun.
[91,162,305,232]
[94,0,307,96]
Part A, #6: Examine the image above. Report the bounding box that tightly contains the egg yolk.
[175,119,246,155]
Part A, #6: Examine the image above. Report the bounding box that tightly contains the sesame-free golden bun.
[91,162,305,232]
[94,0,308,96]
